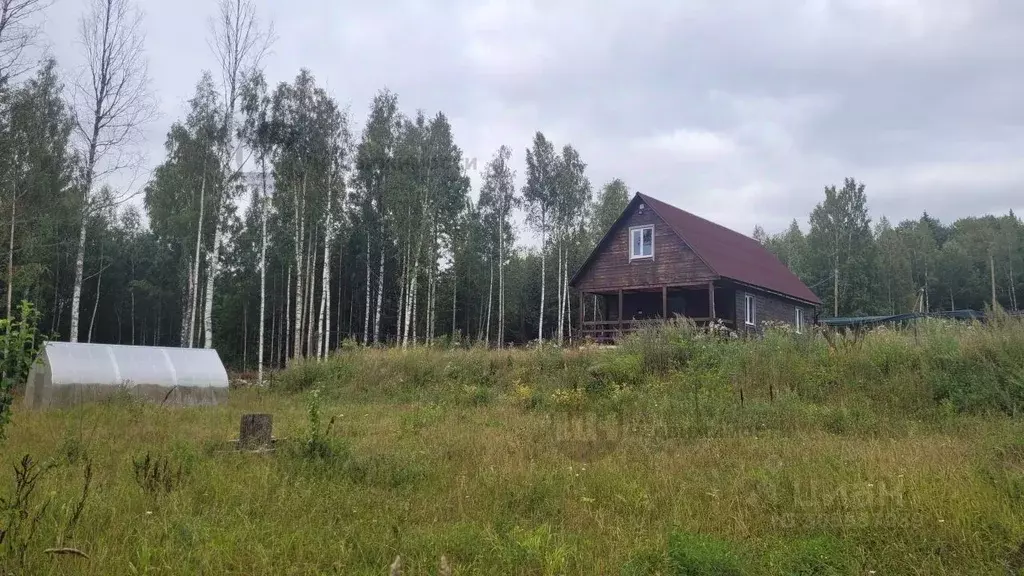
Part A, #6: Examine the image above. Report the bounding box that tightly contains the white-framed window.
[744,293,756,326]
[795,307,804,333]
[630,225,654,260]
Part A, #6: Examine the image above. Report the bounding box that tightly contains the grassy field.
[3,319,1024,574]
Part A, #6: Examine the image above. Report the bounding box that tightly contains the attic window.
[630,226,654,260]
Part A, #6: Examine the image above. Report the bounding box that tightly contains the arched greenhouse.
[24,342,230,409]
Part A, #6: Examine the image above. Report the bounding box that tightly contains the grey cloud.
[37,0,1024,239]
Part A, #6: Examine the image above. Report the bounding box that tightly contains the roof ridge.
[637,192,759,246]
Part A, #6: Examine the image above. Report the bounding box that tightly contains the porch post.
[662,286,668,320]
[708,281,716,320]
[578,291,584,339]
[617,289,624,336]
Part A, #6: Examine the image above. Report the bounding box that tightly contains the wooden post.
[239,413,273,449]
[578,291,585,340]
[662,286,668,320]
[708,281,716,320]
[617,289,624,337]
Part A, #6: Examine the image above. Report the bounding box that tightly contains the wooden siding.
[574,207,716,292]
[732,284,815,334]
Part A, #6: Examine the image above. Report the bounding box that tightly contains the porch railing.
[579,317,731,343]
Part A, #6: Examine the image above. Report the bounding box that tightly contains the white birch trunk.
[426,259,433,344]
[485,257,493,346]
[373,232,385,344]
[285,265,292,365]
[558,241,564,342]
[427,234,436,344]
[87,265,102,344]
[321,201,333,359]
[410,248,420,345]
[202,212,221,349]
[293,175,306,360]
[398,240,408,347]
[363,231,371,345]
[258,162,268,384]
[556,238,563,343]
[317,207,331,360]
[181,255,193,345]
[498,216,504,349]
[189,168,207,348]
[70,214,87,342]
[537,217,546,344]
[305,228,316,357]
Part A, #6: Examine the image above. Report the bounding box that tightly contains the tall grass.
[2,318,1023,574]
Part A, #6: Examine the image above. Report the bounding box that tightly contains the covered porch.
[577,281,735,343]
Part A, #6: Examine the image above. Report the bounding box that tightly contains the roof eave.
[727,278,822,307]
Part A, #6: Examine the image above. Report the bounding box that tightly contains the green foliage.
[303,385,338,459]
[0,301,43,441]
[666,531,746,576]
[769,535,856,575]
[587,353,646,392]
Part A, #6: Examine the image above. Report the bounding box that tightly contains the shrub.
[550,387,586,412]
[0,301,44,441]
[587,353,646,393]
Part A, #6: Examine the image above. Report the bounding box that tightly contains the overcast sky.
[38,0,1024,240]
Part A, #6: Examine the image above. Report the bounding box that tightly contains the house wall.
[574,206,716,292]
[733,285,815,334]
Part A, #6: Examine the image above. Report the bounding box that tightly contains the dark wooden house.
[571,193,821,341]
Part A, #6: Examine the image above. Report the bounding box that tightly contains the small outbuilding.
[24,342,229,410]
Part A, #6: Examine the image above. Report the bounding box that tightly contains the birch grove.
[1,0,1021,369]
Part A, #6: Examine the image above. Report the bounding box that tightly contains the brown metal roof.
[637,193,821,305]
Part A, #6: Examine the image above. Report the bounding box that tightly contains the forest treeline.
[0,0,1020,370]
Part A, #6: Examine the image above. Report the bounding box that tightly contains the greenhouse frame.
[24,342,230,410]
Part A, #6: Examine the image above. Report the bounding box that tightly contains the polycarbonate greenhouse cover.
[42,342,229,388]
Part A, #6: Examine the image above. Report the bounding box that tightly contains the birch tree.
[239,71,274,382]
[203,0,272,349]
[553,144,590,343]
[0,0,52,85]
[354,90,401,345]
[314,93,348,359]
[522,132,558,343]
[806,177,877,317]
[144,73,221,348]
[590,178,629,244]
[478,145,515,347]
[69,0,156,342]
